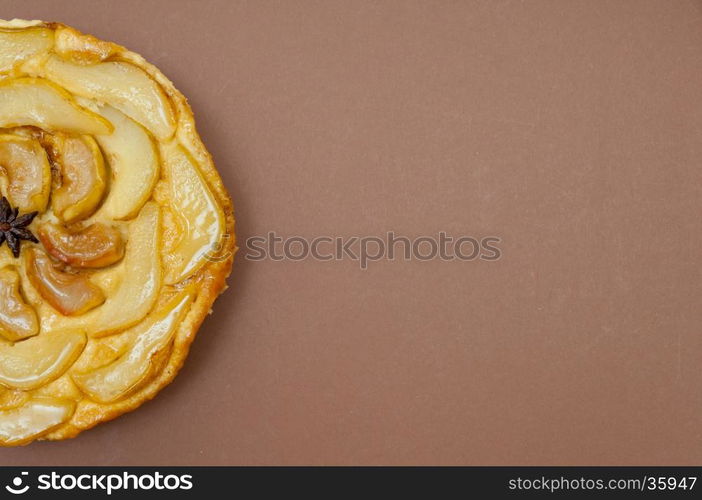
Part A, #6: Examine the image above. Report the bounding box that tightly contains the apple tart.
[0,19,235,445]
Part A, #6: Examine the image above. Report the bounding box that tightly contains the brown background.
[1,0,701,465]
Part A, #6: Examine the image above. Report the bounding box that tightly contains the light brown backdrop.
[1,0,701,465]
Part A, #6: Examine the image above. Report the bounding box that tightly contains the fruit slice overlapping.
[0,19,235,446]
[94,105,159,220]
[0,397,75,446]
[0,134,51,213]
[72,290,194,403]
[0,78,113,135]
[0,330,85,390]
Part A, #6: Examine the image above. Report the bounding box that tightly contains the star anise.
[0,197,39,258]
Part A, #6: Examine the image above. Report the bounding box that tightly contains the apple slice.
[38,222,124,269]
[0,27,53,73]
[0,78,113,135]
[50,135,107,223]
[0,398,75,446]
[0,134,51,213]
[0,267,38,342]
[161,143,225,284]
[94,106,158,220]
[34,55,175,140]
[73,291,193,403]
[0,330,85,390]
[25,248,106,316]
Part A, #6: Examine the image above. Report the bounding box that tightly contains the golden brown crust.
[0,19,236,445]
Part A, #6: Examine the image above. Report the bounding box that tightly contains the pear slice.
[54,26,116,64]
[35,55,175,140]
[73,291,193,403]
[0,267,38,342]
[95,106,158,220]
[0,398,75,446]
[0,27,53,73]
[50,135,107,223]
[48,202,162,337]
[0,134,51,213]
[26,248,105,316]
[40,203,162,336]
[0,388,28,411]
[161,143,225,284]
[0,78,112,135]
[0,330,86,390]
[38,222,124,269]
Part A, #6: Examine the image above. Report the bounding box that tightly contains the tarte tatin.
[0,19,235,445]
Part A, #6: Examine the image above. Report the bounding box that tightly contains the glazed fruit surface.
[0,19,235,446]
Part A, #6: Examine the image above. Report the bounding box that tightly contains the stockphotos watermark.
[244,232,501,269]
[3,470,193,496]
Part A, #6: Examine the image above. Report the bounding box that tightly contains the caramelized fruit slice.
[36,55,175,140]
[161,143,225,284]
[59,202,162,337]
[0,78,113,135]
[0,267,38,341]
[0,388,28,411]
[0,330,85,390]
[50,135,106,223]
[54,25,116,64]
[0,134,51,213]
[0,27,53,73]
[95,106,158,220]
[38,223,124,269]
[26,248,105,316]
[73,291,193,403]
[0,398,75,446]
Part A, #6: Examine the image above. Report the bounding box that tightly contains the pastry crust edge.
[0,20,237,443]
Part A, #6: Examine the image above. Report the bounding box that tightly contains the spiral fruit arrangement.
[0,19,235,445]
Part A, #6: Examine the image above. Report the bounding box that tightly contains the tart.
[0,19,235,446]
